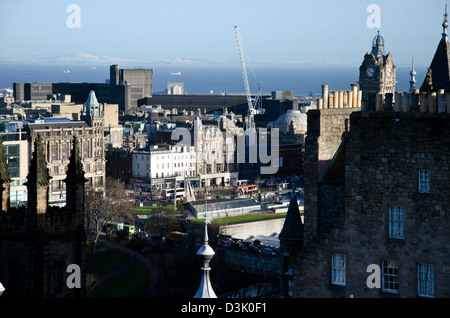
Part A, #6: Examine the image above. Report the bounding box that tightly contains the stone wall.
[303,108,356,245]
[218,218,286,240]
[290,110,450,298]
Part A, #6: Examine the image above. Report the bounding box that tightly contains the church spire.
[194,202,217,298]
[442,4,448,42]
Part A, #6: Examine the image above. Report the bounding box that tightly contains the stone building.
[26,91,106,206]
[283,83,450,298]
[0,134,87,298]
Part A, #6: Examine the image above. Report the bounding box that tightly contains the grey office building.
[13,64,153,114]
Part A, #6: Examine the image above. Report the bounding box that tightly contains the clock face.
[386,68,392,77]
[366,67,375,77]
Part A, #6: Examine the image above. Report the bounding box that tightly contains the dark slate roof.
[420,39,450,92]
[279,194,303,241]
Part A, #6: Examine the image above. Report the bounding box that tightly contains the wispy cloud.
[0,53,234,67]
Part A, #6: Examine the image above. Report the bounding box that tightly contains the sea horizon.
[0,63,426,97]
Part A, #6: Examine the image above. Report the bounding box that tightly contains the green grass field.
[134,205,175,214]
[189,212,288,225]
[86,244,151,298]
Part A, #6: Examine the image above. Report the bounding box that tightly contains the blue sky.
[0,0,447,68]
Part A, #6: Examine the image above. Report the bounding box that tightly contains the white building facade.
[132,145,196,190]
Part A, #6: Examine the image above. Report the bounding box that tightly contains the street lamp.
[0,282,5,296]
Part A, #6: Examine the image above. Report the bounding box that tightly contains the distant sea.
[0,63,426,97]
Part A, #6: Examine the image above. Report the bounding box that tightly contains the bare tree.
[85,177,134,255]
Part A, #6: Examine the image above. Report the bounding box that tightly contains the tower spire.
[410,57,417,93]
[194,201,217,298]
[442,4,448,42]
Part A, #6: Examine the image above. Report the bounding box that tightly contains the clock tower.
[359,30,397,102]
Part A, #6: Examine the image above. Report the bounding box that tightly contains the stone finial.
[64,135,88,185]
[25,134,50,188]
[194,202,217,298]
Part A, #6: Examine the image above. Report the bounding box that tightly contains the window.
[83,140,90,158]
[331,253,346,286]
[418,169,430,193]
[389,206,405,239]
[417,264,434,298]
[382,259,399,293]
[51,143,59,161]
[4,144,20,178]
[62,142,70,160]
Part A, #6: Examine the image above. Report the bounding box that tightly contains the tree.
[85,177,134,255]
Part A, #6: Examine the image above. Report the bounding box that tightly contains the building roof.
[371,30,387,58]
[85,90,100,107]
[186,198,260,218]
[421,6,450,92]
[279,191,303,241]
[274,109,307,126]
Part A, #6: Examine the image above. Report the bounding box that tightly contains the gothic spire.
[64,135,88,185]
[25,134,50,188]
